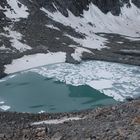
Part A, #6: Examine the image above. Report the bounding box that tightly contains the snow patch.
[117,42,123,44]
[46,24,60,31]
[56,37,60,40]
[4,0,29,20]
[41,7,107,50]
[41,2,140,49]
[70,45,93,61]
[120,49,140,54]
[0,45,11,51]
[2,27,31,52]
[32,117,83,125]
[82,3,140,37]
[4,52,66,74]
[123,36,140,41]
[65,34,106,50]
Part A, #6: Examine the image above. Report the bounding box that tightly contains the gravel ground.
[0,99,140,140]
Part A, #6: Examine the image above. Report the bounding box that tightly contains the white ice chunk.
[0,105,11,111]
[29,61,140,101]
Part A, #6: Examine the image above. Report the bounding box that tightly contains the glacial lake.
[0,61,140,113]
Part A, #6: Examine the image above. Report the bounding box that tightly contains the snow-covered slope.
[41,1,140,49]
[3,0,29,20]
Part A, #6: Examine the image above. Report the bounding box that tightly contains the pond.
[0,61,140,113]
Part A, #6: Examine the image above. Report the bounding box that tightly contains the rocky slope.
[0,0,140,78]
[0,99,140,140]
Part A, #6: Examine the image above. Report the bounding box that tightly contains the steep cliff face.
[1,0,140,21]
[26,0,139,16]
[0,0,140,77]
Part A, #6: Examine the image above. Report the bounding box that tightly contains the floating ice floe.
[29,61,140,101]
[0,100,11,111]
[0,105,11,111]
[38,110,46,114]
[0,101,5,104]
[0,79,6,83]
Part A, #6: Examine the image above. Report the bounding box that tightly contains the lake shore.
[0,98,140,140]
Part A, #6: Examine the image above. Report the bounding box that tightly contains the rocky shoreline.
[0,99,139,140]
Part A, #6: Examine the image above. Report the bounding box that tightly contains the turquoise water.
[0,72,117,113]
